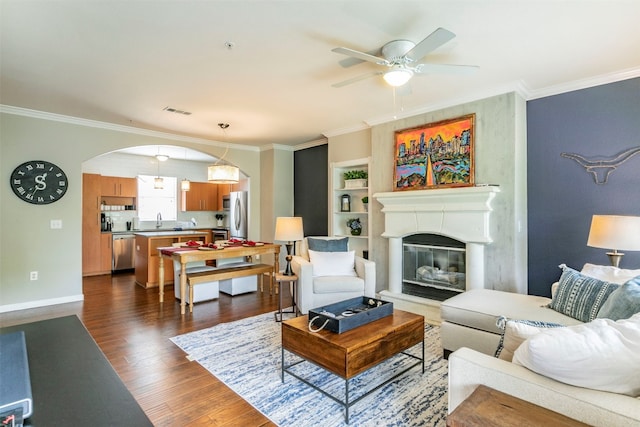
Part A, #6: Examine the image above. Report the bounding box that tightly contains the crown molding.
[0,105,260,152]
[364,80,530,127]
[293,138,327,151]
[525,67,640,100]
[327,69,640,136]
[259,143,295,152]
[322,122,370,138]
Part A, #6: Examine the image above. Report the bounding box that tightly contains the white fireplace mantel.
[373,186,500,243]
[374,186,500,302]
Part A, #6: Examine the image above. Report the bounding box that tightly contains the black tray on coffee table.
[308,296,393,333]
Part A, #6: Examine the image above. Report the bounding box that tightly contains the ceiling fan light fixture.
[383,66,413,87]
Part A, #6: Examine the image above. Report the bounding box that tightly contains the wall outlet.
[50,219,63,229]
[255,254,260,260]
[30,271,38,281]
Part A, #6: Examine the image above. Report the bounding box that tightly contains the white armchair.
[291,236,376,314]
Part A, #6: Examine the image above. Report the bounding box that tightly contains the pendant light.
[181,147,191,191]
[154,147,165,189]
[208,123,240,184]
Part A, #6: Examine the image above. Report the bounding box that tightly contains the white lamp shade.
[208,164,239,184]
[383,66,413,87]
[274,217,304,242]
[153,177,164,189]
[181,179,191,191]
[587,215,640,251]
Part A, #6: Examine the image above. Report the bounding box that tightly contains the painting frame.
[393,114,475,191]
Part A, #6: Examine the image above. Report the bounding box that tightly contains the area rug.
[171,311,448,426]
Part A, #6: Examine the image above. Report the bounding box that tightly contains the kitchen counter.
[134,230,210,288]
[134,230,209,237]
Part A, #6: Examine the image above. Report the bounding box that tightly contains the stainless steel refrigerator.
[229,191,248,239]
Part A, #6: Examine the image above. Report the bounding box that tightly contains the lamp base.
[283,242,294,276]
[606,251,624,268]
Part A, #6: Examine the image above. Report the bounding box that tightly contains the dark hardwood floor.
[0,272,286,426]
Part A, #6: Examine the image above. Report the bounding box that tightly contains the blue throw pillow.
[307,237,348,252]
[597,276,640,320]
[548,264,619,323]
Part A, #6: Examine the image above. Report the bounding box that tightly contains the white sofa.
[445,263,640,426]
[448,347,640,426]
[440,288,581,357]
[441,262,640,357]
[291,237,376,314]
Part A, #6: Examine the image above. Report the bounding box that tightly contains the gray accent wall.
[294,144,328,237]
[527,77,640,296]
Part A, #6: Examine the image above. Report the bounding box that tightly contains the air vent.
[163,106,192,115]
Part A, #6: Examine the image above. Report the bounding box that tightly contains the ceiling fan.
[331,27,478,88]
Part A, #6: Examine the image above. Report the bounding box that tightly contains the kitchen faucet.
[156,212,162,229]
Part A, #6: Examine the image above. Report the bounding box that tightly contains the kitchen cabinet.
[101,176,137,197]
[181,182,218,211]
[101,233,112,272]
[83,173,105,275]
[134,231,209,288]
[84,173,135,275]
[217,183,232,210]
[330,157,371,259]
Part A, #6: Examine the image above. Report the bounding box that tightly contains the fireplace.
[403,234,466,301]
[374,186,500,308]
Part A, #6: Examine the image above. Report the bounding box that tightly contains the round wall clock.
[10,160,69,205]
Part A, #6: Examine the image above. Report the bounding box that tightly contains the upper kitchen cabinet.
[181,182,218,211]
[101,176,137,197]
[217,183,232,210]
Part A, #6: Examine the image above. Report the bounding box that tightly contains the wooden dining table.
[158,243,281,314]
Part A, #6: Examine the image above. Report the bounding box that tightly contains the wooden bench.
[185,262,274,312]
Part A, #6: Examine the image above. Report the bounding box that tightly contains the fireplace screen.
[403,234,465,300]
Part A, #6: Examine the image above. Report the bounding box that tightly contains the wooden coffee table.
[447,385,590,427]
[281,309,424,423]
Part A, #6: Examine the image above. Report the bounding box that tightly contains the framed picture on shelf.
[393,114,475,191]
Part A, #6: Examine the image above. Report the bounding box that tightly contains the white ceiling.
[2,1,640,149]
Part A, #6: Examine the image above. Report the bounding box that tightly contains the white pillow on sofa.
[308,249,357,277]
[581,263,640,284]
[512,313,640,397]
[495,318,563,362]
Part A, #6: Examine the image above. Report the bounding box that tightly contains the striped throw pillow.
[549,264,619,322]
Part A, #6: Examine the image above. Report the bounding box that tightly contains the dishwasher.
[112,234,135,272]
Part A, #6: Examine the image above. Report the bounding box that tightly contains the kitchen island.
[134,230,209,288]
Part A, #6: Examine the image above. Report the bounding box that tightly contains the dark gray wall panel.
[294,144,328,237]
[527,77,640,296]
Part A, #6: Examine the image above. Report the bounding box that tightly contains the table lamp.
[587,214,640,267]
[275,217,304,276]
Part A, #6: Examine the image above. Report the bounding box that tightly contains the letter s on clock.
[10,160,69,205]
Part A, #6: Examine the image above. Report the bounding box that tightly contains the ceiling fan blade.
[332,47,388,65]
[405,27,456,62]
[332,71,383,88]
[414,63,479,75]
[337,47,382,68]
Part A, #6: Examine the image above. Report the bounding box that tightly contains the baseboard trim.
[0,294,84,314]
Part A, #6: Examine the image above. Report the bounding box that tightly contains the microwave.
[222,195,231,210]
